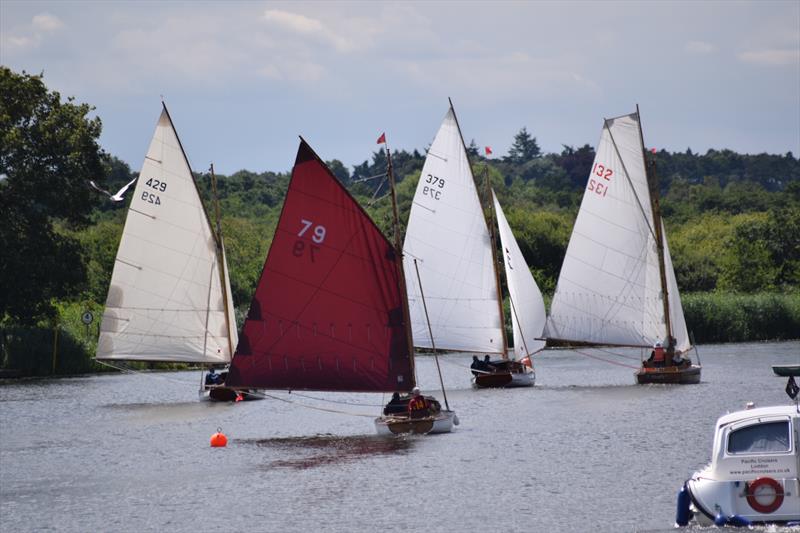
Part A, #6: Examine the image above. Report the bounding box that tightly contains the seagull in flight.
[89,177,137,202]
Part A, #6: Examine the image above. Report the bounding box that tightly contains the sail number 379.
[588,163,614,198]
[293,218,327,262]
[422,174,445,200]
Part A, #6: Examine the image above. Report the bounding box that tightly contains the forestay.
[225,140,415,392]
[97,107,236,363]
[403,107,504,354]
[545,112,689,352]
[492,191,546,358]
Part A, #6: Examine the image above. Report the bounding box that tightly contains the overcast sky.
[2,1,798,175]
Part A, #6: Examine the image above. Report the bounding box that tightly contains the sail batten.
[225,140,414,393]
[402,107,504,354]
[546,112,689,351]
[97,107,235,364]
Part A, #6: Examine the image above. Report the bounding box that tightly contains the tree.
[0,68,106,323]
[505,127,541,163]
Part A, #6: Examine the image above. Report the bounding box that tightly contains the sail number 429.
[588,163,614,198]
[294,218,327,262]
[141,178,167,205]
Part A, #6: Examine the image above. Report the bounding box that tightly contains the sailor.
[483,354,495,372]
[652,341,665,367]
[407,386,430,418]
[205,368,219,385]
[383,392,406,415]
[470,355,481,376]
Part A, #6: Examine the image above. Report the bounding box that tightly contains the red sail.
[226,139,415,392]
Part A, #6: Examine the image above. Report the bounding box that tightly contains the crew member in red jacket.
[407,387,430,418]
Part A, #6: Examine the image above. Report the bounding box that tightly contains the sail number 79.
[588,162,614,198]
[293,218,327,262]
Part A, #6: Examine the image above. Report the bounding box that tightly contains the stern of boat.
[374,410,458,436]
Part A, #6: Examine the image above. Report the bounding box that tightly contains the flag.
[786,376,799,400]
[235,392,244,402]
[376,132,386,144]
[650,147,657,154]
[485,146,492,156]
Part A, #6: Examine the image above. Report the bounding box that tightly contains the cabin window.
[727,421,791,454]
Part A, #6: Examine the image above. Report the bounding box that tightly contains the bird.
[89,177,137,202]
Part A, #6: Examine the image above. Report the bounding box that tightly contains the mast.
[210,163,235,362]
[483,165,509,358]
[448,97,509,356]
[414,259,449,410]
[636,104,674,361]
[383,136,417,385]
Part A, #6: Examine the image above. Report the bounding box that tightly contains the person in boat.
[647,341,665,367]
[205,368,220,385]
[407,387,431,419]
[470,355,482,376]
[383,392,407,415]
[483,354,496,373]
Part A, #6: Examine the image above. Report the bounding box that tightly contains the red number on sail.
[226,140,414,393]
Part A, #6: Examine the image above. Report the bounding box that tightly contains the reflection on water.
[239,434,416,470]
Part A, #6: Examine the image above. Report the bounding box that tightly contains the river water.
[1,341,798,532]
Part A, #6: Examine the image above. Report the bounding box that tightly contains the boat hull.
[772,364,800,377]
[374,410,458,435]
[472,370,534,388]
[685,476,800,526]
[635,364,701,384]
[200,386,264,402]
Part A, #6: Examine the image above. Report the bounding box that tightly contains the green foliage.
[505,127,541,163]
[0,68,106,324]
[683,292,800,343]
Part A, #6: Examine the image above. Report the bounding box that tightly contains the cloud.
[1,12,64,51]
[32,13,63,32]
[262,9,355,53]
[738,48,800,66]
[685,40,716,54]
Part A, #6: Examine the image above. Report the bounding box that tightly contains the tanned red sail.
[226,139,415,392]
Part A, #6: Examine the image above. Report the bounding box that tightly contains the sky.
[2,0,799,175]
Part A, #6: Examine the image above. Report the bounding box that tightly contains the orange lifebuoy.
[746,477,784,514]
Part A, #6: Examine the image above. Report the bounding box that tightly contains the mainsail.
[545,112,689,352]
[97,105,237,363]
[403,106,504,354]
[225,140,415,392]
[492,191,546,358]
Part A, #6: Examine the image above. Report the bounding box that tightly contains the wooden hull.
[635,364,701,385]
[472,370,534,388]
[374,410,458,435]
[200,386,264,402]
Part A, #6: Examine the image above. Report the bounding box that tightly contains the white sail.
[97,107,236,364]
[492,191,546,358]
[545,112,689,351]
[403,107,504,353]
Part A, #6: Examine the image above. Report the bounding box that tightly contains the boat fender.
[745,477,784,514]
[726,515,752,527]
[675,483,691,527]
[713,512,728,527]
[453,414,460,426]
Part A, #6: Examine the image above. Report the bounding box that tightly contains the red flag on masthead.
[377,132,386,144]
[485,146,492,156]
[650,147,657,154]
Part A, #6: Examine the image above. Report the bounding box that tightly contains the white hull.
[374,410,458,436]
[678,403,800,526]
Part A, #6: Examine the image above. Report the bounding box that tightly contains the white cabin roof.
[716,404,799,428]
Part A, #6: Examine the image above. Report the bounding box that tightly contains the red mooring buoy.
[210,428,228,448]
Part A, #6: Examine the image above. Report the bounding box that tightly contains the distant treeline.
[1,67,798,377]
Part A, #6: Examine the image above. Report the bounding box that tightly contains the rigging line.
[604,118,657,241]
[240,390,375,418]
[591,346,643,361]
[288,391,385,407]
[94,359,200,385]
[572,349,640,369]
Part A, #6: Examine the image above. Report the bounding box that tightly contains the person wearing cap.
[407,386,430,418]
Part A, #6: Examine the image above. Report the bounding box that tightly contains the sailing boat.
[544,108,701,384]
[224,139,457,434]
[96,103,248,400]
[402,101,541,387]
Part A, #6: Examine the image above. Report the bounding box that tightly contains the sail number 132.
[588,163,614,198]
